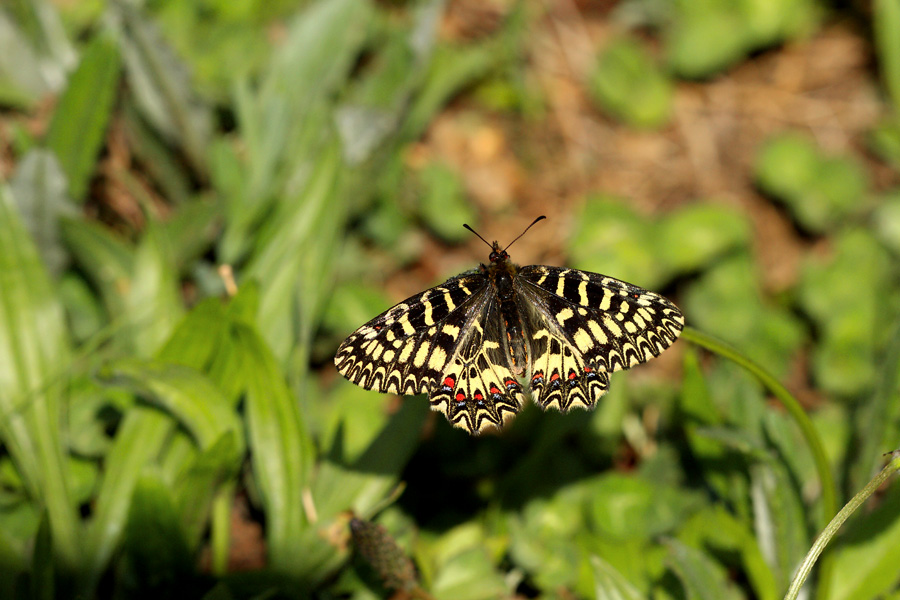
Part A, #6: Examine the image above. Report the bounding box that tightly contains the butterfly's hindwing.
[517,266,683,412]
[429,301,525,433]
[334,273,487,395]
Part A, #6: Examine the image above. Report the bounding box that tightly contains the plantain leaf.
[44,33,121,202]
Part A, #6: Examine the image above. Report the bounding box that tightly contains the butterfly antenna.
[463,223,493,249]
[503,215,546,252]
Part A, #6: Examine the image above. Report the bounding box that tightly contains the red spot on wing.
[474,392,484,401]
[549,373,560,382]
[568,371,577,380]
[489,386,500,395]
[443,376,455,388]
[455,392,466,403]
[531,372,543,381]
[583,367,593,373]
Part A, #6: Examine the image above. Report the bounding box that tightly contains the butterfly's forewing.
[334,273,488,396]
[516,266,684,410]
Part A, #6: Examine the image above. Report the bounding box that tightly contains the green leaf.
[665,539,742,600]
[418,162,476,242]
[666,8,747,78]
[237,323,313,573]
[0,185,79,569]
[569,196,666,289]
[121,475,193,593]
[874,0,900,112]
[83,404,173,590]
[44,33,120,201]
[108,0,211,175]
[797,228,891,395]
[677,507,779,600]
[873,192,900,256]
[173,433,240,548]
[589,37,672,129]
[657,203,750,274]
[9,149,77,277]
[683,253,804,377]
[590,555,644,600]
[123,225,185,356]
[0,10,57,107]
[100,359,243,454]
[756,134,869,233]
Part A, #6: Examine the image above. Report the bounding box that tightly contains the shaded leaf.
[9,149,76,276]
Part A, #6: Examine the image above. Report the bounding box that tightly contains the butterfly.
[334,216,684,434]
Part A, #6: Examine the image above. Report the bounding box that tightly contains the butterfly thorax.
[482,242,528,375]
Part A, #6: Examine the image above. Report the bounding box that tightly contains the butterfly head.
[464,216,546,265]
[489,242,510,264]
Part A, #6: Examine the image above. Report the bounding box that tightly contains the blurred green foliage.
[0,0,900,599]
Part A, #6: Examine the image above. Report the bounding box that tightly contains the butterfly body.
[335,236,684,434]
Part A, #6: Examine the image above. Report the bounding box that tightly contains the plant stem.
[783,451,900,600]
[679,326,838,599]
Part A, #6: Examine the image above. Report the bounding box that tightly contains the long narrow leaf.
[108,0,211,174]
[0,185,79,569]
[237,323,313,574]
[45,33,121,202]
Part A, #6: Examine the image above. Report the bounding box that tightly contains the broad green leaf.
[570,196,665,288]
[756,134,869,233]
[666,9,747,78]
[173,433,240,548]
[589,37,672,129]
[683,253,804,377]
[0,11,54,107]
[429,545,507,600]
[798,228,891,395]
[44,33,120,201]
[9,149,76,276]
[58,273,104,344]
[657,203,750,274]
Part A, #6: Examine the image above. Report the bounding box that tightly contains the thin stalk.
[783,452,900,600]
[679,326,837,599]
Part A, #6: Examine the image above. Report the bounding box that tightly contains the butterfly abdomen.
[485,252,529,376]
